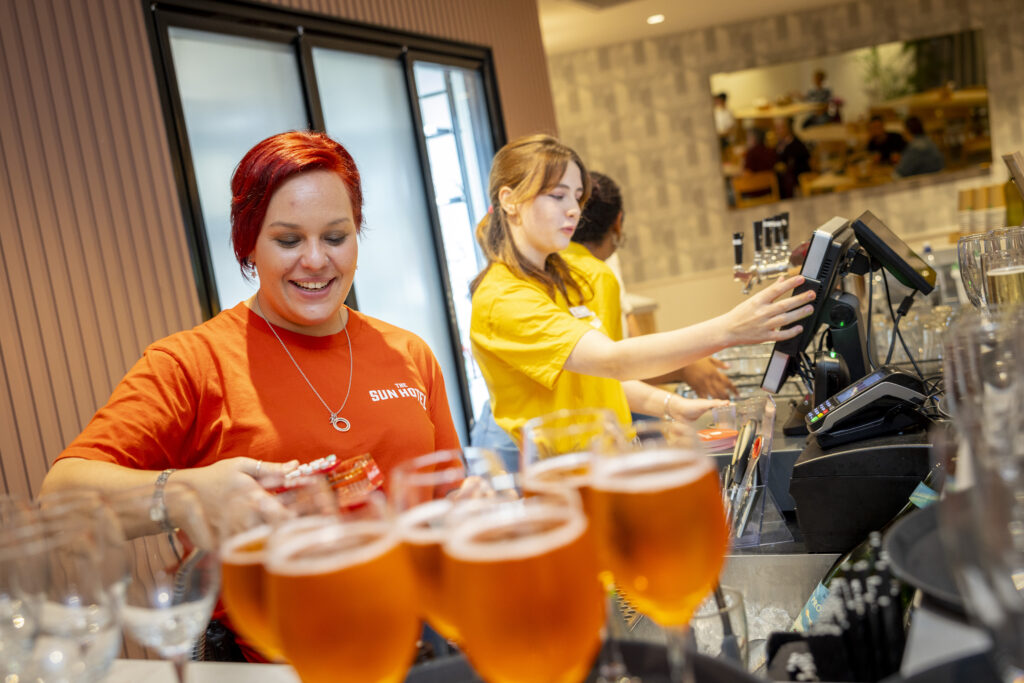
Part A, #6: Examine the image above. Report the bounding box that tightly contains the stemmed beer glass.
[219,474,338,663]
[390,448,500,647]
[264,492,421,683]
[589,432,729,682]
[520,408,635,681]
[442,481,607,682]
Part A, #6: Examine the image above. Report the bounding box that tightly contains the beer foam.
[220,524,271,565]
[590,448,713,493]
[265,520,398,576]
[396,498,453,544]
[522,452,591,491]
[443,502,586,563]
[987,265,1024,275]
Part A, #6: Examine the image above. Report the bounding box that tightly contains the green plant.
[859,45,916,102]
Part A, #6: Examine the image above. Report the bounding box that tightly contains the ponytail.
[470,135,592,304]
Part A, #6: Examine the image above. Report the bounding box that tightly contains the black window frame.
[142,0,507,435]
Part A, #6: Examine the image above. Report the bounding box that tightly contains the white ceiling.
[538,0,848,55]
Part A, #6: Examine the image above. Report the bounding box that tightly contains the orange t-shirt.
[57,302,460,484]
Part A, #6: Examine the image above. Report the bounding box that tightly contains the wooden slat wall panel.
[0,0,557,498]
[0,0,203,497]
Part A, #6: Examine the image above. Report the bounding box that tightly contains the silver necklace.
[253,297,353,432]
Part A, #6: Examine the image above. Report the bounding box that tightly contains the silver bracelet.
[149,468,177,533]
[663,392,676,422]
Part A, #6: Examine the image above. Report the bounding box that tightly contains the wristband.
[663,392,676,422]
[150,468,177,533]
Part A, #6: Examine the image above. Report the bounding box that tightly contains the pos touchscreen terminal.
[759,211,936,396]
[760,217,855,394]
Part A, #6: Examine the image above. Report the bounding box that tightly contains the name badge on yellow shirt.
[569,305,603,330]
[569,305,595,319]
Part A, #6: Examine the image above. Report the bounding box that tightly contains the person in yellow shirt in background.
[565,170,737,400]
[469,134,815,452]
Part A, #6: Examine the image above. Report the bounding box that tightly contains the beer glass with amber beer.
[264,493,419,683]
[443,485,606,683]
[520,408,625,505]
[219,476,337,663]
[589,441,728,679]
[390,448,500,645]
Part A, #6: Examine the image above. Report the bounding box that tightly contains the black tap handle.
[773,217,783,248]
[780,212,790,242]
[733,232,744,266]
[753,221,763,253]
[764,220,774,250]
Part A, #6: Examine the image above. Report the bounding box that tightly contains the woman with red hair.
[40,131,460,657]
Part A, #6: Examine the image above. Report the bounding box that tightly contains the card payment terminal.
[805,367,929,448]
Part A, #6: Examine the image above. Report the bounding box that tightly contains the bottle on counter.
[987,184,1007,230]
[791,468,939,632]
[922,245,942,306]
[957,188,974,237]
[1006,179,1024,228]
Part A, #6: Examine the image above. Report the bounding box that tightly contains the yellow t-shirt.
[470,262,631,442]
[562,242,623,342]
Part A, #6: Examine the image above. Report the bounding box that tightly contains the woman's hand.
[667,395,731,423]
[718,274,815,348]
[678,358,738,399]
[171,457,298,540]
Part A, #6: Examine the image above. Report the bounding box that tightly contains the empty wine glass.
[958,232,988,308]
[11,513,124,683]
[1,519,48,679]
[104,482,219,681]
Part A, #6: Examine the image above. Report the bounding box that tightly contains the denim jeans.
[468,401,520,473]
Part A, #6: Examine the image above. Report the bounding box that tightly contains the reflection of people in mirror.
[774,118,812,199]
[805,70,831,104]
[803,70,836,127]
[743,127,777,174]
[713,92,736,150]
[866,115,906,165]
[894,116,945,178]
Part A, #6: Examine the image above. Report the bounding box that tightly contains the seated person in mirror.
[895,116,945,178]
[774,118,812,198]
[866,115,906,166]
[743,127,778,174]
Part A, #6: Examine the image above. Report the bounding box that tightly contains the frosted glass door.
[168,27,307,310]
[312,47,467,442]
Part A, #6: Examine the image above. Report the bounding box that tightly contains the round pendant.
[330,415,351,432]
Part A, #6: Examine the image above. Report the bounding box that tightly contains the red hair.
[230,131,363,277]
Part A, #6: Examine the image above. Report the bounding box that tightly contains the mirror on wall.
[711,29,990,208]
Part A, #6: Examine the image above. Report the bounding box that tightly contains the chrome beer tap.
[733,213,793,294]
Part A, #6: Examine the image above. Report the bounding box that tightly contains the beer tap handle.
[780,212,790,244]
[753,220,763,258]
[772,219,783,252]
[764,219,773,253]
[732,232,744,268]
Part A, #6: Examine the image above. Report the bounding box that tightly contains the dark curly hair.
[572,171,622,245]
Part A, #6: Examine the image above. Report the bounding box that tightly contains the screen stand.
[821,290,869,384]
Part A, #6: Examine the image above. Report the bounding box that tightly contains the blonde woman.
[470,134,814,444]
